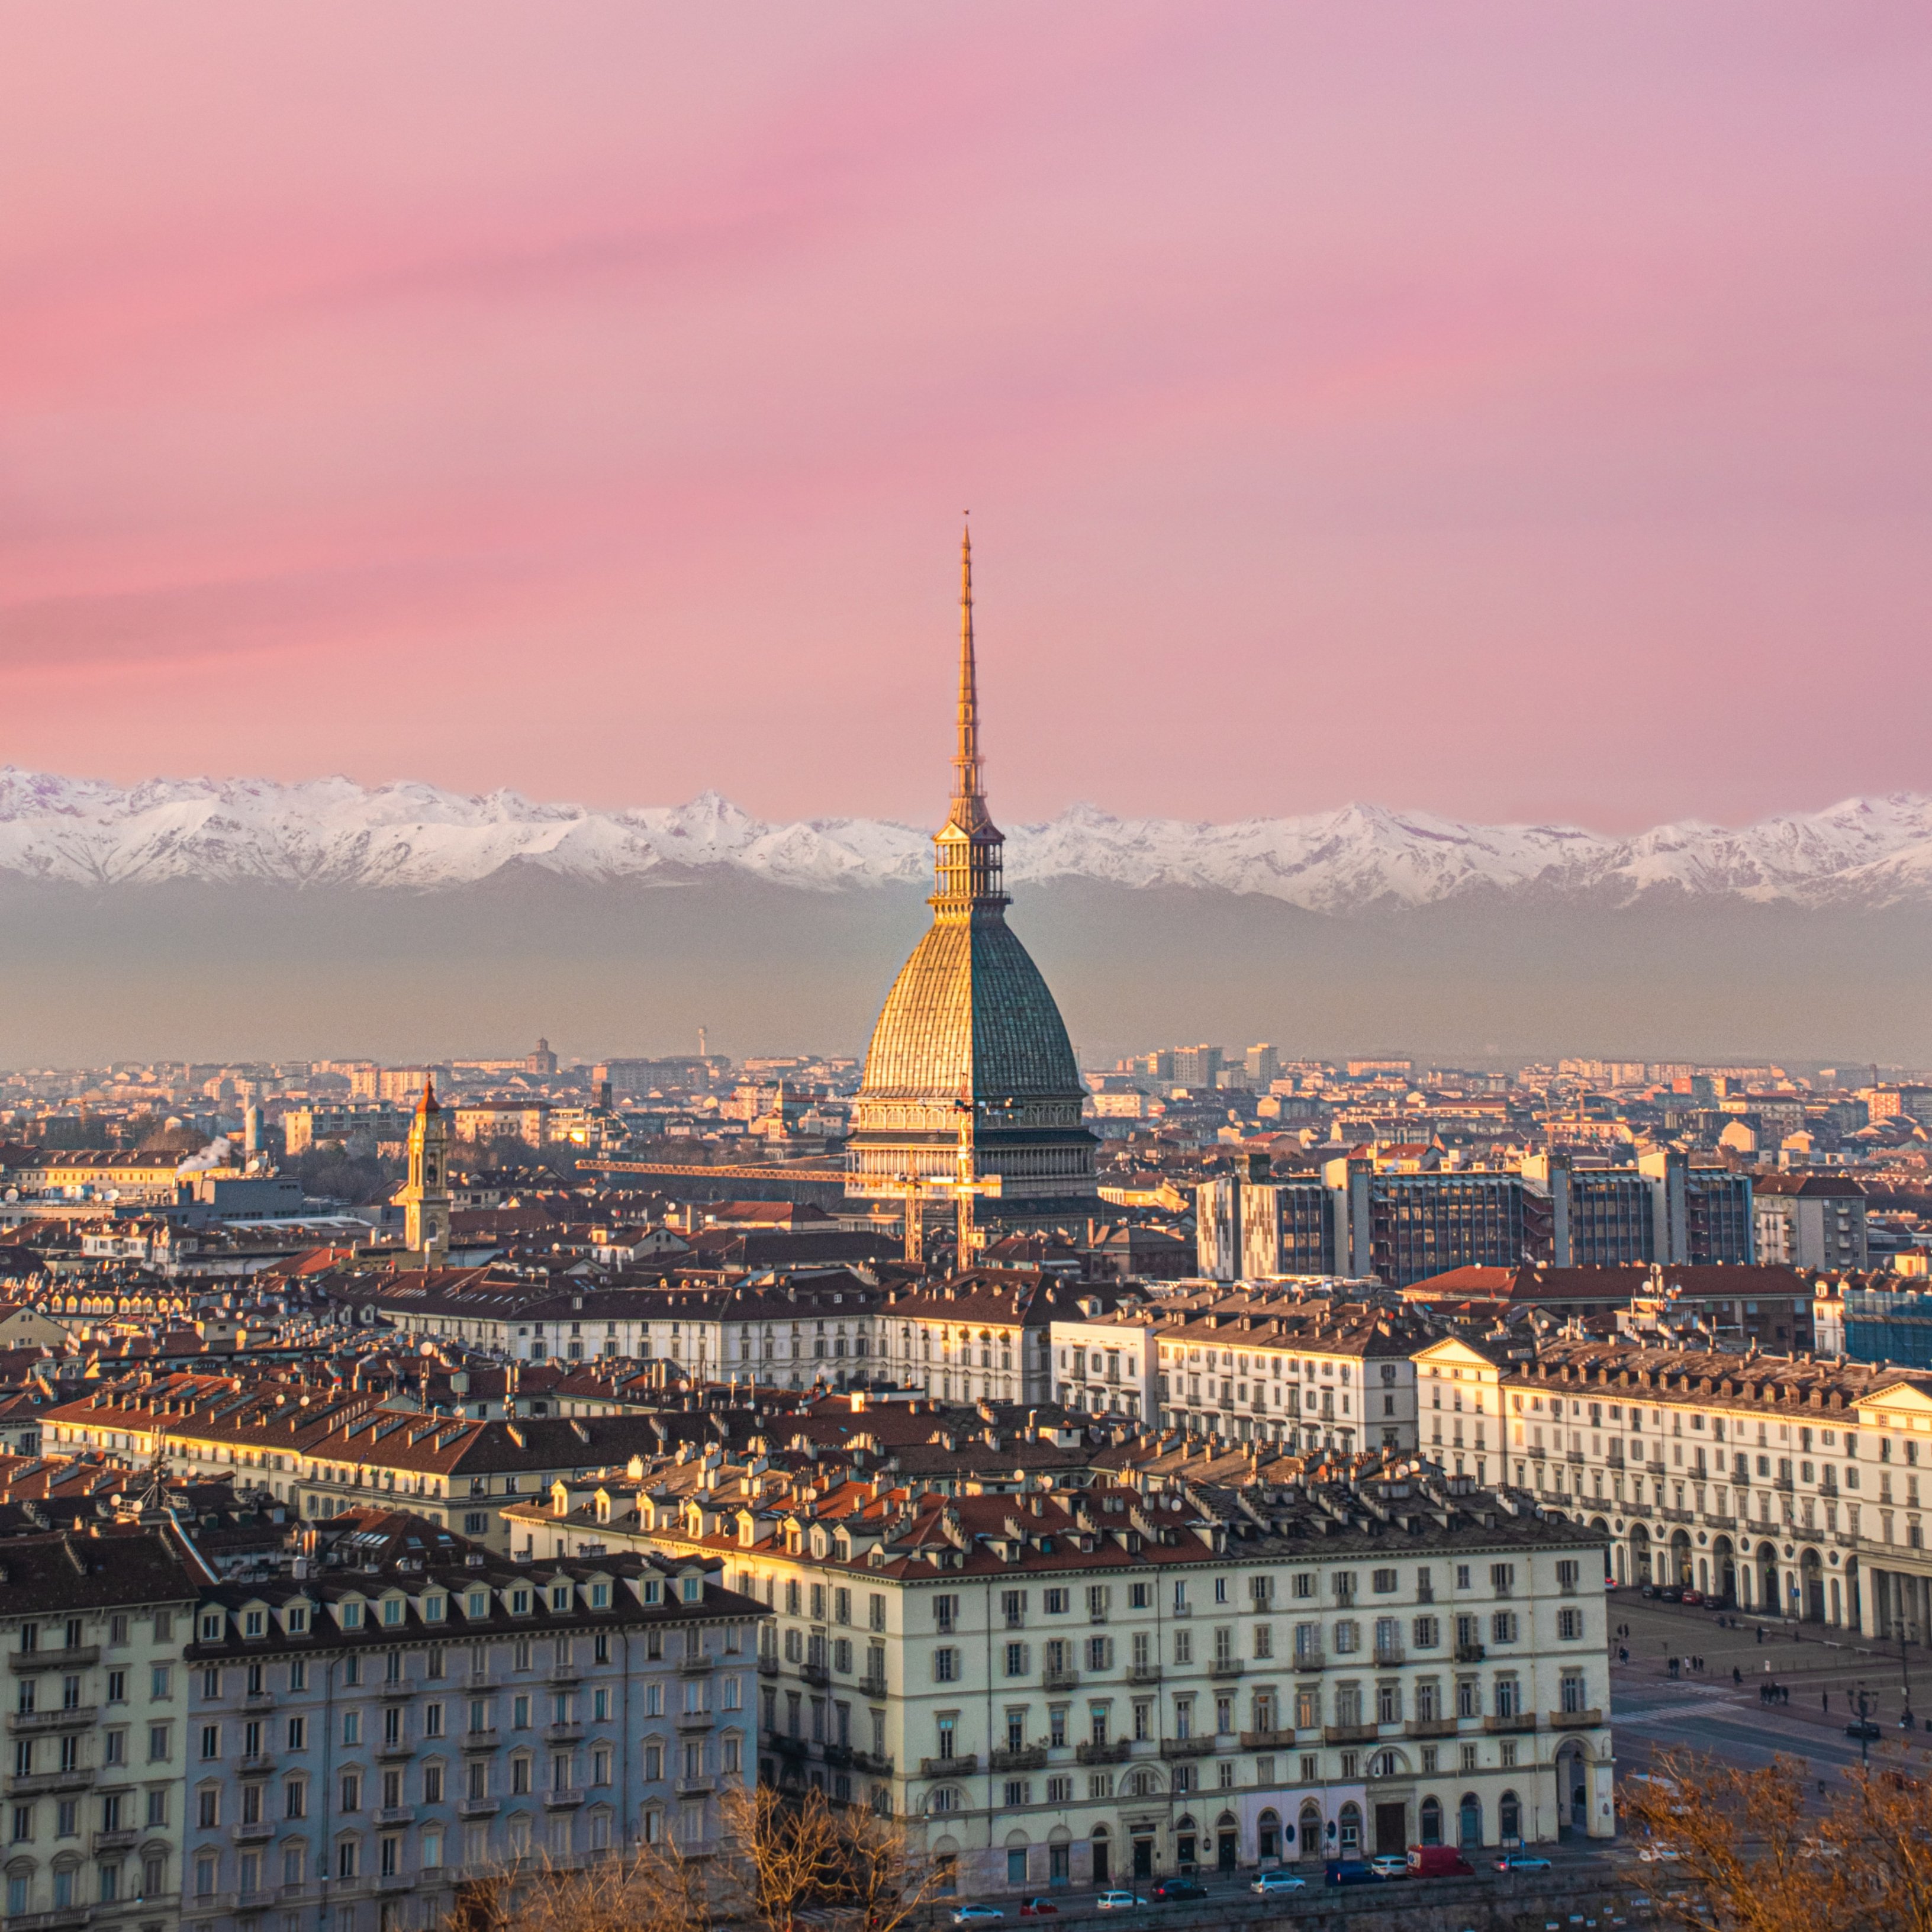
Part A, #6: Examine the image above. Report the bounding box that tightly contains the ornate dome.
[857,917,1081,1114]
[846,532,1096,1225]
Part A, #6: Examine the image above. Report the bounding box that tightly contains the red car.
[1017,1902,1060,1918]
[1681,1589,1703,1606]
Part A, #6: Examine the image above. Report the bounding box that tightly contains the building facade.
[528,1470,1612,1890]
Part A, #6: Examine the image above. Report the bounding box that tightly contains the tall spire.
[954,523,986,828]
[932,523,1007,915]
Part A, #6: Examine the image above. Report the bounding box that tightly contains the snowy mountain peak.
[1,767,1931,910]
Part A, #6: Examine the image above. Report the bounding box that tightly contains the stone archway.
[1801,1548,1825,1622]
[1669,1530,1693,1586]
[1712,1536,1736,1606]
[1759,1541,1780,1617]
[1554,1740,1589,1834]
[1628,1522,1652,1586]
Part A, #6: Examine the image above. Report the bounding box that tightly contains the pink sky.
[3,1,1929,833]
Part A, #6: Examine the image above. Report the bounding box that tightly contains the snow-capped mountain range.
[4,768,1932,912]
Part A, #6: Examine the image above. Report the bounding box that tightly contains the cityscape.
[7,6,1928,1932]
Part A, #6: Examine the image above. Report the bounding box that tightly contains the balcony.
[1075,1740,1129,1766]
[1157,1738,1214,1761]
[859,1676,888,1701]
[5,1769,94,1798]
[1290,1650,1326,1673]
[547,1662,582,1686]
[376,1738,414,1762]
[542,1788,585,1809]
[1238,1728,1294,1750]
[231,1820,275,1844]
[1454,1643,1486,1664]
[543,1722,584,1746]
[372,1805,416,1827]
[765,1732,809,1759]
[799,1663,830,1689]
[8,1707,96,1735]
[1042,1668,1079,1693]
[244,1691,276,1714]
[460,1730,500,1753]
[1405,1718,1458,1739]
[1547,1708,1603,1731]
[990,1746,1047,1772]
[1206,1659,1243,1682]
[1322,1724,1377,1746]
[92,1828,139,1855]
[1373,1646,1405,1668]
[756,1657,780,1678]
[675,1711,714,1733]
[918,1754,977,1778]
[1125,1665,1162,1687]
[677,1654,716,1676]
[8,1648,98,1675]
[1483,1713,1537,1735]
[675,1773,716,1796]
[849,1749,894,1776]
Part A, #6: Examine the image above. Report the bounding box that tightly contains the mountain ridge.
[4,767,1932,912]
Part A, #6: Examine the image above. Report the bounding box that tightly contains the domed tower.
[846,531,1097,1247]
[398,1078,451,1264]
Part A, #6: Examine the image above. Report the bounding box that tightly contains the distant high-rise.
[846,533,1097,1236]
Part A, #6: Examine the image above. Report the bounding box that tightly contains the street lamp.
[1856,1687,1876,1769]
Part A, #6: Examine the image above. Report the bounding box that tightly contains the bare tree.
[825,1799,942,1932]
[467,1838,713,1932]
[1621,1750,1854,1932]
[720,1782,843,1932]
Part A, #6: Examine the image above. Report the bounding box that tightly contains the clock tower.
[398,1078,452,1264]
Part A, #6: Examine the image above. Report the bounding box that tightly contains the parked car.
[1324,1860,1380,1886]
[1251,1872,1308,1895]
[1846,1720,1883,1741]
[1018,1902,1061,1917]
[952,1910,1006,1927]
[1148,1881,1206,1902]
[1640,1584,1657,1598]
[1604,1576,1618,1590]
[1495,1854,1553,1872]
[1407,1847,1476,1879]
[1638,1844,1682,1863]
[1096,1892,1147,1912]
[1682,1588,1704,1606]
[1368,1855,1408,1879]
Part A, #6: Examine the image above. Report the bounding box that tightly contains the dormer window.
[510,1589,532,1617]
[423,1596,446,1622]
[682,1576,702,1605]
[285,1605,308,1635]
[383,1599,404,1628]
[340,1602,363,1631]
[243,1611,265,1639]
[590,1583,609,1610]
[643,1580,662,1605]
[550,1586,571,1612]
[466,1590,488,1619]
[199,1612,223,1641]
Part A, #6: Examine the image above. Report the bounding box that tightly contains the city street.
[1608,1589,1932,1784]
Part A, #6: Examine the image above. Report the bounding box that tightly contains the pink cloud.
[1,1,1929,830]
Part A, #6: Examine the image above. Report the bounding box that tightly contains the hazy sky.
[4,2,1929,832]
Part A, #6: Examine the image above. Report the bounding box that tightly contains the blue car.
[1324,1860,1380,1886]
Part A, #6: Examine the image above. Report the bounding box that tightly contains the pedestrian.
[1757,1627,1764,1646]
[1823,1692,1829,1713]
[1734,1666,1742,1687]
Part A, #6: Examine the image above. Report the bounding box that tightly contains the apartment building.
[0,1526,202,1932]
[513,1454,1612,1891]
[352,1276,885,1384]
[1753,1175,1869,1271]
[178,1532,756,1932]
[873,1277,1106,1409]
[1498,1339,1932,1639]
[38,1377,676,1556]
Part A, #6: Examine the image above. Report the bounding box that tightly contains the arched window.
[1419,1796,1442,1846]
[1458,1793,1482,1849]
[1257,1809,1280,1862]
[1369,1750,1400,1778]
[1338,1803,1361,1856]
[1499,1791,1521,1842]
[1297,1802,1322,1854]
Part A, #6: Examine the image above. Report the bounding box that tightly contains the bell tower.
[399,1078,451,1264]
